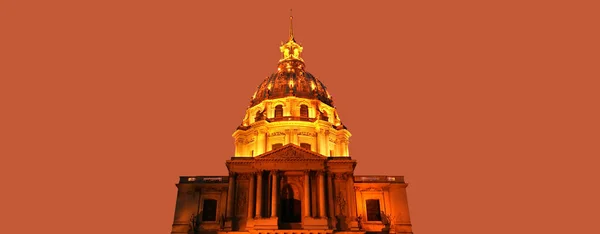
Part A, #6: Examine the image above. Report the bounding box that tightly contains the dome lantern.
[279,10,304,63]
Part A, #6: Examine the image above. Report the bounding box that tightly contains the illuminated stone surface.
[170,14,413,234]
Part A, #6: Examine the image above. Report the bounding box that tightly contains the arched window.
[201,199,217,221]
[274,105,283,118]
[300,104,309,118]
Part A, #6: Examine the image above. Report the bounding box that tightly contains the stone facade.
[170,15,413,234]
[171,145,413,234]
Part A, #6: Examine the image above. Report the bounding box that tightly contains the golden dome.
[250,61,334,107]
[250,13,334,107]
[233,12,351,158]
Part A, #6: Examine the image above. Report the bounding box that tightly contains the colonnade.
[225,170,331,221]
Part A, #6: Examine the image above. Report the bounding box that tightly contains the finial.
[289,9,294,41]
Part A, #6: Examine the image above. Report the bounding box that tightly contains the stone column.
[318,170,326,218]
[226,172,236,218]
[270,170,278,218]
[255,171,263,218]
[303,170,310,218]
[247,173,255,219]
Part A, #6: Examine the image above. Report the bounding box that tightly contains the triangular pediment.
[255,144,327,161]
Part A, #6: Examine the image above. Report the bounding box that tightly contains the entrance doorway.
[279,184,301,229]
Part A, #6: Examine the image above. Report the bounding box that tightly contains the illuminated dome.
[250,62,334,107]
[232,13,351,158]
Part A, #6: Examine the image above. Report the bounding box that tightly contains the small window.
[202,199,218,221]
[366,199,382,221]
[272,143,283,150]
[300,143,311,150]
[274,105,283,118]
[300,105,309,118]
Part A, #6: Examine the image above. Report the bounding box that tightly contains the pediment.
[255,144,327,161]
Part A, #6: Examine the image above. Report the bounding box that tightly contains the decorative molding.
[335,191,347,215]
[203,186,223,193]
[298,131,316,137]
[237,173,252,180]
[333,173,351,180]
[269,132,285,137]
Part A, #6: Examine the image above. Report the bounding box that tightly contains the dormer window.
[274,105,283,118]
[300,104,308,118]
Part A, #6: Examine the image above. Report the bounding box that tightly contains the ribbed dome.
[250,60,334,107]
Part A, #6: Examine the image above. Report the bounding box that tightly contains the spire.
[289,9,294,42]
[279,9,303,63]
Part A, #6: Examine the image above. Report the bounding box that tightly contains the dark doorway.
[279,184,301,229]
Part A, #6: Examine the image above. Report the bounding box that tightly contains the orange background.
[1,1,599,234]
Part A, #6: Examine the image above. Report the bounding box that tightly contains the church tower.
[170,14,414,234]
